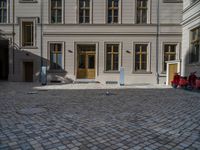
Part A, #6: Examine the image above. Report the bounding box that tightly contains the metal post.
[156,0,160,84]
[40,0,44,82]
[12,0,15,75]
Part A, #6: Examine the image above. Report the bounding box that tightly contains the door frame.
[23,60,34,82]
[74,42,98,79]
[166,60,181,85]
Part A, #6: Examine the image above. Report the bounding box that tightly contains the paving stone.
[0,82,200,149]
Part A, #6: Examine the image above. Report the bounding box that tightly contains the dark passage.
[0,40,9,80]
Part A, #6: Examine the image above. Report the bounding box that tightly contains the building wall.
[181,0,200,76]
[0,0,183,84]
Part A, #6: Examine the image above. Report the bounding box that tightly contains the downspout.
[12,0,15,75]
[40,0,43,81]
[156,0,160,84]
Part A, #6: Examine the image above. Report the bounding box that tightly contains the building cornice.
[183,0,200,13]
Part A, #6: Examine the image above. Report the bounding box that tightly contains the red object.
[179,77,188,87]
[171,73,180,87]
[188,72,197,88]
[196,79,200,89]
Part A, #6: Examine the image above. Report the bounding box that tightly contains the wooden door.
[168,64,177,85]
[86,53,95,79]
[77,52,95,79]
[24,62,33,82]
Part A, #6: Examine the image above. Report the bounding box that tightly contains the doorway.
[0,40,9,80]
[168,63,178,85]
[77,45,96,79]
[24,62,33,82]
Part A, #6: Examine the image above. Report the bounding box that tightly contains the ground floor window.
[163,44,176,72]
[105,44,119,71]
[50,43,63,70]
[190,27,200,63]
[135,44,148,71]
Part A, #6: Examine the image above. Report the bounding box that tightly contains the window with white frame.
[50,43,63,70]
[136,0,148,24]
[0,0,7,23]
[21,21,35,47]
[135,44,148,71]
[79,0,90,23]
[107,0,119,23]
[190,27,200,63]
[163,44,176,71]
[105,44,119,71]
[50,0,62,24]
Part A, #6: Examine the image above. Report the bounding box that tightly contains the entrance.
[24,62,33,82]
[168,63,178,85]
[77,45,96,79]
[0,40,9,80]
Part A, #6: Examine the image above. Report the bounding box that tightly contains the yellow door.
[77,51,95,79]
[86,53,95,79]
[168,64,178,85]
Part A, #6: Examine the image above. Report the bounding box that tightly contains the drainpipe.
[40,0,43,82]
[156,0,160,84]
[12,0,15,75]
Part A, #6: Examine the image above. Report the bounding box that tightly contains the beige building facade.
[0,0,183,84]
[181,0,200,77]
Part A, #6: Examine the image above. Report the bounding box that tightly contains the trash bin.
[41,66,47,85]
[119,67,124,86]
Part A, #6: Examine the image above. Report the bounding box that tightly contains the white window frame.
[77,0,93,24]
[104,42,122,72]
[105,0,122,24]
[47,41,65,71]
[161,42,180,73]
[133,42,151,73]
[49,0,64,24]
[0,0,9,24]
[20,18,37,48]
[135,0,151,24]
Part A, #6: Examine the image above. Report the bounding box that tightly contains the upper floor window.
[107,0,119,23]
[105,44,119,71]
[0,0,7,23]
[21,21,34,47]
[190,27,200,63]
[79,0,90,23]
[136,0,148,24]
[50,0,62,24]
[163,44,176,71]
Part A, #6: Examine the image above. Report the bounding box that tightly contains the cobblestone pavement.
[0,82,200,150]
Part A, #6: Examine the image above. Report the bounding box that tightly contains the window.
[0,0,7,23]
[107,0,119,23]
[136,0,148,24]
[190,27,200,63]
[163,45,176,71]
[22,21,34,47]
[135,44,148,71]
[50,43,63,70]
[50,0,62,23]
[79,0,90,23]
[19,0,37,3]
[106,44,119,71]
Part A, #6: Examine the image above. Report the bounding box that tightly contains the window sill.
[187,62,200,66]
[21,46,38,49]
[132,71,152,74]
[104,70,120,73]
[19,0,38,3]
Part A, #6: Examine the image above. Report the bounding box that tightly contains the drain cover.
[17,107,47,115]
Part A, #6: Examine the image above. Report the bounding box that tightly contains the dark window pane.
[88,55,95,69]
[106,53,111,70]
[79,55,85,69]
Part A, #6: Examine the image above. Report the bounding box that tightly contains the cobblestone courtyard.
[0,82,200,150]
